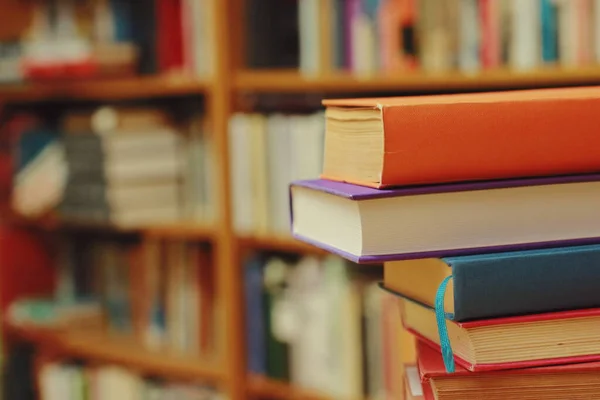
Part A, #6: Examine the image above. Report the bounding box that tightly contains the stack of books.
[289,85,600,399]
[11,105,214,227]
[59,107,184,227]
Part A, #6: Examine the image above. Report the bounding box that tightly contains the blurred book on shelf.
[7,298,103,331]
[0,0,214,83]
[246,0,600,77]
[0,41,23,83]
[38,362,223,400]
[0,226,56,365]
[6,235,216,360]
[243,253,415,400]
[229,112,324,238]
[245,0,300,69]
[412,339,600,399]
[10,105,214,228]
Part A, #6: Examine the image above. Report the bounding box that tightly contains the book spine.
[130,0,158,74]
[541,0,559,63]
[480,0,501,68]
[109,0,132,42]
[576,0,593,64]
[458,0,481,73]
[346,0,359,69]
[332,0,347,69]
[245,257,266,374]
[594,0,600,62]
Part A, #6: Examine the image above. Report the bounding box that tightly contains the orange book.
[322,86,600,188]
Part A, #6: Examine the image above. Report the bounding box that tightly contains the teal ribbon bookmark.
[435,275,456,373]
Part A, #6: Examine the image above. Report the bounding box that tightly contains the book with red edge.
[394,289,600,372]
[416,339,600,400]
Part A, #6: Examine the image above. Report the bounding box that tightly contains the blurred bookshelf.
[246,375,333,400]
[234,67,600,92]
[0,0,600,400]
[9,213,217,240]
[7,324,223,384]
[237,235,328,256]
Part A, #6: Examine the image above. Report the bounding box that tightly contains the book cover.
[417,338,600,378]
[245,255,266,374]
[290,175,600,263]
[322,86,600,188]
[417,338,600,400]
[387,244,600,322]
[399,290,600,372]
[541,0,558,63]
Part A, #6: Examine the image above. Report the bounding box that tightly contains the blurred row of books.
[10,106,213,227]
[10,106,325,235]
[7,236,216,359]
[0,0,213,83]
[244,254,415,400]
[39,362,222,400]
[4,0,600,83]
[229,112,324,237]
[250,0,600,76]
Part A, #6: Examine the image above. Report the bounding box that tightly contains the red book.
[400,296,600,372]
[0,227,55,349]
[480,0,500,68]
[157,0,184,72]
[195,246,214,355]
[417,339,600,400]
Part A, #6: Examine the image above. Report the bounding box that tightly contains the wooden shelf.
[246,375,331,400]
[10,324,223,383]
[10,214,216,239]
[235,67,600,92]
[0,74,208,103]
[237,234,327,255]
[144,222,216,240]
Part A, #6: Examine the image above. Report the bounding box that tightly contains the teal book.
[384,244,600,322]
[541,0,558,63]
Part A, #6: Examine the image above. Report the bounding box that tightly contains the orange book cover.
[323,86,600,188]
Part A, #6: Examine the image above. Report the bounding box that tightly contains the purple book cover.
[346,0,360,69]
[289,174,600,263]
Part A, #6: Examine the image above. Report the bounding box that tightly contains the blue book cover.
[14,129,58,174]
[12,128,67,218]
[245,255,266,374]
[540,0,558,63]
[109,0,133,42]
[385,244,600,322]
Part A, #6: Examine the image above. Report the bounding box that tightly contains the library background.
[0,0,597,399]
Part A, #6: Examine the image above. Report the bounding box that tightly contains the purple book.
[346,0,360,69]
[289,174,600,263]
